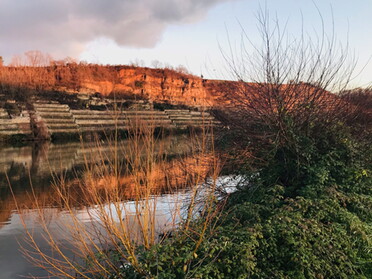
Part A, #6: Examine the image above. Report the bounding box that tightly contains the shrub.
[120,123,372,279]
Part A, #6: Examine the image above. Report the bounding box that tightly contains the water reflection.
[0,135,203,279]
[0,192,192,279]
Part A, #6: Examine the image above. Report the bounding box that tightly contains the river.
[0,135,203,278]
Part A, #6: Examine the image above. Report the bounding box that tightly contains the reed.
[12,111,221,278]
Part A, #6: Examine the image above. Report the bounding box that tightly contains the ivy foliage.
[105,119,371,279]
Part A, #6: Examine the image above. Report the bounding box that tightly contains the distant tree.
[163,63,174,70]
[130,58,145,67]
[151,59,163,69]
[175,64,190,74]
[24,50,52,67]
[0,56,3,67]
[9,55,23,67]
[25,50,44,66]
[50,59,66,66]
[63,56,78,65]
[9,51,52,67]
[79,60,89,66]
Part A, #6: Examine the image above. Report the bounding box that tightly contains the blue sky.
[1,0,371,87]
[79,0,372,86]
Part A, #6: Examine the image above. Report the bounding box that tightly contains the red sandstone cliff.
[0,64,344,111]
[0,65,225,107]
[79,67,221,107]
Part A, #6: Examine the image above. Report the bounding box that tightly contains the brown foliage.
[220,9,358,131]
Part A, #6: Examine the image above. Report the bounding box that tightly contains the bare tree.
[130,58,145,67]
[25,50,53,67]
[9,54,23,67]
[220,8,358,151]
[151,59,163,69]
[175,64,190,75]
[25,50,44,66]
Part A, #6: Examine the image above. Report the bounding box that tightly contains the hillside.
[0,64,365,117]
[0,64,229,107]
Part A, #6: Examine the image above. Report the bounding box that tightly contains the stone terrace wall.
[33,102,79,139]
[164,110,220,128]
[0,108,32,140]
[71,109,174,133]
[0,102,220,141]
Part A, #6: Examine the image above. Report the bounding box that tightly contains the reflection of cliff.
[0,152,214,229]
[0,135,208,228]
[79,153,215,200]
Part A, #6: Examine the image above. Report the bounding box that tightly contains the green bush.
[112,120,371,279]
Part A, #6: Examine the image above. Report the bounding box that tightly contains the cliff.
[0,64,346,112]
[79,67,222,107]
[0,65,227,108]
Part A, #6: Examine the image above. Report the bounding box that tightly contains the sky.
[0,0,371,87]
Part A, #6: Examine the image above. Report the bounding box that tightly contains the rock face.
[79,67,220,107]
[1,65,345,111]
[1,65,232,108]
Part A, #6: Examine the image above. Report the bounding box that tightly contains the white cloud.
[0,0,234,61]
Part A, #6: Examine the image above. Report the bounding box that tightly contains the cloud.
[0,0,234,61]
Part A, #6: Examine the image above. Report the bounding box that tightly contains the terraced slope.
[164,110,220,128]
[0,108,32,139]
[71,109,174,133]
[33,102,79,138]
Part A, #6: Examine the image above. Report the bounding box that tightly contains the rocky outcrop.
[80,67,218,107]
[0,65,231,108]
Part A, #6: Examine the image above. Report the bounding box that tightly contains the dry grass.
[11,115,221,278]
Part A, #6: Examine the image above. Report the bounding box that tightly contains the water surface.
[0,135,196,278]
